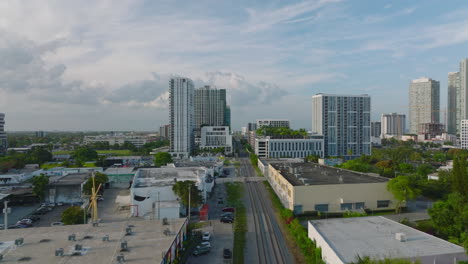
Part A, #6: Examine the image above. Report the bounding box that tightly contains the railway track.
[241,158,293,264]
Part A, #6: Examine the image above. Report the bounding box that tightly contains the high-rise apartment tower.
[408,78,440,134]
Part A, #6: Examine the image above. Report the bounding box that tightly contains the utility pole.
[157,192,160,220]
[3,200,10,230]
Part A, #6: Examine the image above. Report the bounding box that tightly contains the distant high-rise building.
[381,113,406,139]
[35,131,47,138]
[409,78,440,134]
[461,59,468,125]
[247,122,257,131]
[461,120,468,149]
[371,122,381,138]
[194,86,227,137]
[159,124,171,139]
[0,113,6,154]
[225,105,231,128]
[447,72,461,135]
[256,119,290,128]
[169,77,195,159]
[312,94,371,159]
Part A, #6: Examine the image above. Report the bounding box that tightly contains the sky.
[1,0,468,131]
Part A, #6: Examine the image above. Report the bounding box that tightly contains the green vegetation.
[31,174,49,201]
[196,147,226,155]
[73,147,98,163]
[172,181,203,214]
[263,181,325,264]
[154,152,173,167]
[0,146,53,172]
[387,175,421,213]
[96,149,133,155]
[61,206,85,225]
[82,172,108,195]
[40,163,62,169]
[256,126,307,137]
[350,256,420,264]
[304,154,320,163]
[225,182,246,264]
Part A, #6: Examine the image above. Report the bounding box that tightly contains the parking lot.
[187,166,236,264]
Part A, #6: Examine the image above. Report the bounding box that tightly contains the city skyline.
[1,1,468,131]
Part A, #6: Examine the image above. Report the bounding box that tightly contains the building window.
[340,203,353,211]
[315,204,329,212]
[377,200,390,208]
[355,202,365,209]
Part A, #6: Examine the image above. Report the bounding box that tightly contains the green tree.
[172,181,202,215]
[61,206,85,225]
[351,256,420,264]
[73,147,98,163]
[452,155,468,201]
[304,154,320,163]
[154,152,173,167]
[83,172,108,195]
[27,147,53,164]
[428,193,468,240]
[32,174,49,201]
[387,176,420,213]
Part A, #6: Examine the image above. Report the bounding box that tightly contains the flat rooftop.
[48,173,89,185]
[309,216,467,263]
[0,218,186,264]
[104,167,136,175]
[270,162,388,186]
[134,167,209,188]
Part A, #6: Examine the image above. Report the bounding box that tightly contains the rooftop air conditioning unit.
[55,248,64,257]
[395,233,406,242]
[68,234,76,241]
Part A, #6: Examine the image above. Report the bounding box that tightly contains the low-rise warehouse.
[308,216,468,264]
[267,162,397,214]
[0,218,188,264]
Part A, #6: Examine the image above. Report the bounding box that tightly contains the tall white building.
[311,94,371,159]
[257,119,290,128]
[447,72,461,135]
[169,77,195,159]
[461,120,468,150]
[255,136,324,159]
[461,59,468,125]
[381,113,406,139]
[0,113,6,154]
[409,78,440,134]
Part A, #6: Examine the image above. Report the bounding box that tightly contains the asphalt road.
[240,158,294,264]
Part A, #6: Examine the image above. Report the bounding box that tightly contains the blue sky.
[0,0,467,130]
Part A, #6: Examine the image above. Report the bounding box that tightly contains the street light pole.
[3,200,9,230]
[188,185,191,222]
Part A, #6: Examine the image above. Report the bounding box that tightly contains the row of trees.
[0,147,53,172]
[256,126,307,137]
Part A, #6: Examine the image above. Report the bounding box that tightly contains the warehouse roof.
[0,218,186,264]
[270,162,388,186]
[133,167,210,188]
[308,216,467,263]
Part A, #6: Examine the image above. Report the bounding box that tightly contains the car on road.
[220,216,234,223]
[223,248,232,259]
[222,207,235,212]
[202,232,211,241]
[192,246,210,256]
[17,219,33,225]
[197,242,211,249]
[51,222,64,226]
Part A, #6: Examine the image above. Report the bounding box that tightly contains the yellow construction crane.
[86,173,102,224]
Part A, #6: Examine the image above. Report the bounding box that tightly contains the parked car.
[220,217,233,223]
[222,207,235,212]
[193,246,210,256]
[17,219,33,225]
[221,212,234,218]
[15,223,32,228]
[197,242,211,249]
[202,232,211,241]
[24,215,40,222]
[51,222,64,226]
[223,248,232,259]
[41,202,55,207]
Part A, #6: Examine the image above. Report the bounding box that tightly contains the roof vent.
[39,239,51,243]
[102,235,110,242]
[117,254,125,263]
[55,248,64,257]
[163,228,171,236]
[338,176,343,184]
[18,256,31,262]
[125,227,132,236]
[83,236,93,240]
[163,218,169,225]
[68,234,76,241]
[75,244,82,251]
[120,241,129,252]
[395,232,406,242]
[15,238,24,246]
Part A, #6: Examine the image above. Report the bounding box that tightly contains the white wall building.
[462,119,468,149]
[255,136,324,159]
[200,126,232,154]
[381,113,406,138]
[169,77,195,159]
[0,113,7,154]
[256,119,290,128]
[84,135,149,148]
[312,94,371,159]
[130,167,214,219]
[409,78,440,134]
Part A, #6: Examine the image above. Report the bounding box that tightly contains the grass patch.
[225,182,246,264]
[52,150,72,155]
[96,149,134,156]
[263,181,325,264]
[40,163,63,169]
[254,167,264,177]
[83,162,97,167]
[188,221,209,231]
